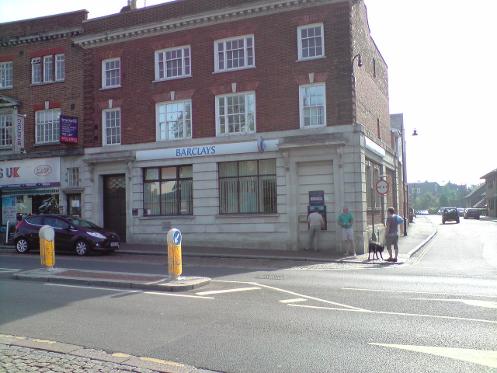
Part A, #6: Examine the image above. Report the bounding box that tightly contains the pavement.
[0,334,217,373]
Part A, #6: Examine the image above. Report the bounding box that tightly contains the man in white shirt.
[307,210,325,252]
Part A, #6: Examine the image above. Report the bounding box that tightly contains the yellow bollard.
[166,228,182,280]
[39,225,55,270]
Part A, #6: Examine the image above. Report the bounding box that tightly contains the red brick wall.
[83,2,355,147]
[351,1,390,146]
[0,37,85,154]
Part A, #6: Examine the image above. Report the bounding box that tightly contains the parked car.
[457,208,465,217]
[442,208,460,224]
[464,208,481,219]
[14,215,120,256]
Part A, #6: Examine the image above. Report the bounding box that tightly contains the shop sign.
[309,190,325,206]
[136,139,279,162]
[60,115,78,144]
[0,158,60,188]
[14,114,24,153]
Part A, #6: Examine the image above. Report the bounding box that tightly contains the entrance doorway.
[103,174,126,241]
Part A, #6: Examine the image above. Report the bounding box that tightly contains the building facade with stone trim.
[0,11,87,228]
[481,169,497,218]
[74,0,404,253]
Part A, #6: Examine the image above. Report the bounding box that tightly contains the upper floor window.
[0,111,13,148]
[156,100,192,141]
[32,54,65,84]
[155,46,191,81]
[35,108,61,144]
[102,108,121,146]
[299,83,326,128]
[102,58,121,88]
[67,167,80,187]
[297,23,325,60]
[0,62,13,89]
[216,92,255,136]
[215,35,254,72]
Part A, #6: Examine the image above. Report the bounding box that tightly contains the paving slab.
[12,268,210,292]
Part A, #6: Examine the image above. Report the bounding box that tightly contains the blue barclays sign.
[136,139,279,162]
[175,145,216,157]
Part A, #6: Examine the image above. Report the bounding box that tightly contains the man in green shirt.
[338,207,356,256]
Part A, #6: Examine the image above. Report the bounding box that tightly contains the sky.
[1,0,496,186]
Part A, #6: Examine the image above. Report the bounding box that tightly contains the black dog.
[368,241,384,261]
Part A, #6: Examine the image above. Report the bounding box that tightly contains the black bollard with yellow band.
[167,228,182,280]
[39,225,55,270]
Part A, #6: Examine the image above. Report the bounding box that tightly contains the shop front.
[0,157,61,225]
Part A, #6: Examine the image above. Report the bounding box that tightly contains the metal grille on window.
[36,109,60,144]
[219,159,277,214]
[0,111,13,147]
[143,166,193,216]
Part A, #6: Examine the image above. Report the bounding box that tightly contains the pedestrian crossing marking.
[371,343,497,369]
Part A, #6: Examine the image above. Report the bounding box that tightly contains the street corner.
[0,333,218,373]
[12,267,211,292]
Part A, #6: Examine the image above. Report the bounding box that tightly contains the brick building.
[1,0,406,254]
[0,11,87,228]
[72,0,403,252]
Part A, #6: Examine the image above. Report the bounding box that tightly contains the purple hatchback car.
[14,214,120,256]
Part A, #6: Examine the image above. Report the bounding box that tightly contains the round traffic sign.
[376,179,389,195]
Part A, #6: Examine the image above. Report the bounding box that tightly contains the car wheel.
[74,240,90,256]
[442,220,445,224]
[15,238,30,254]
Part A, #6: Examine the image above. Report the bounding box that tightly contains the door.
[103,174,126,241]
[297,161,334,250]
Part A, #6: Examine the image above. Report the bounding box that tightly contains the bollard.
[39,225,55,270]
[166,228,182,280]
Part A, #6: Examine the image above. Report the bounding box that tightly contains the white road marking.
[412,297,497,309]
[143,291,214,300]
[342,287,497,299]
[45,283,137,292]
[196,286,261,296]
[212,279,367,311]
[0,267,20,273]
[371,343,497,369]
[279,298,307,304]
[288,304,497,324]
[45,283,213,299]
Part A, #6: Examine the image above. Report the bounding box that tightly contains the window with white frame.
[35,109,61,144]
[43,55,54,82]
[102,58,121,88]
[32,54,64,84]
[155,46,191,80]
[55,54,65,81]
[102,108,121,145]
[216,92,255,136]
[298,23,324,60]
[0,62,13,89]
[67,167,80,187]
[299,84,326,128]
[0,111,13,148]
[215,35,254,72]
[32,58,42,84]
[156,100,192,141]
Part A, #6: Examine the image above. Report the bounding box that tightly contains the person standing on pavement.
[385,207,404,262]
[307,210,325,252]
[338,207,356,256]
